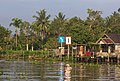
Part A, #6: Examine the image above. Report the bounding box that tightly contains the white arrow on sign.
[60,37,63,42]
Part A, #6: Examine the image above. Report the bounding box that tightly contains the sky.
[0,0,120,31]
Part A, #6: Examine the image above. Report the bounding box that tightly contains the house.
[96,33,120,57]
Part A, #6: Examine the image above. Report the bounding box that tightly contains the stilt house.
[96,33,120,57]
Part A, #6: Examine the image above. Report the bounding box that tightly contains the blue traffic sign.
[58,36,65,43]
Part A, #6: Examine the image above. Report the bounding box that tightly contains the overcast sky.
[0,0,120,31]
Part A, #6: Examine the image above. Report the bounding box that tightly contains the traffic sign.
[66,37,71,45]
[58,36,65,43]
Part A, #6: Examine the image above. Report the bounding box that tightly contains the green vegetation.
[0,8,120,60]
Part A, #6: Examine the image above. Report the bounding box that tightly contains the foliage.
[44,37,59,49]
[0,8,120,51]
[33,9,51,40]
[9,18,22,50]
[0,25,11,50]
[104,9,120,34]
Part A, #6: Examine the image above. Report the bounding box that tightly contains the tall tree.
[33,9,51,40]
[46,12,67,48]
[105,9,120,34]
[65,16,89,44]
[86,9,103,31]
[50,12,67,36]
[0,25,11,50]
[20,21,30,51]
[29,23,39,51]
[9,18,22,50]
[85,9,104,42]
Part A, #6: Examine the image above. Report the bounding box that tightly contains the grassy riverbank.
[0,50,51,60]
[0,50,82,63]
[0,50,120,67]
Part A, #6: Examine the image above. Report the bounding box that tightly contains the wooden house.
[96,33,120,57]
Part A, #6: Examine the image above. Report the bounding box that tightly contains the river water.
[0,60,120,81]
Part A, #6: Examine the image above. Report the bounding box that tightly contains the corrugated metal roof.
[102,38,113,44]
[106,33,120,43]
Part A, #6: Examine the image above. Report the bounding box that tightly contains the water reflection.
[79,64,85,80]
[0,60,120,81]
[64,64,72,81]
[58,62,72,81]
[98,64,120,81]
[58,62,64,81]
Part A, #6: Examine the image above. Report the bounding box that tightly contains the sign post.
[66,37,71,60]
[59,36,65,47]
[58,36,65,60]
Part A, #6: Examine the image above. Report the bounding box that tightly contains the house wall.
[115,44,120,53]
[76,45,86,56]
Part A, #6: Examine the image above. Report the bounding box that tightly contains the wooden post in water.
[117,54,120,64]
[97,57,98,64]
[72,46,77,62]
[108,46,111,63]
[108,53,110,63]
[75,45,77,62]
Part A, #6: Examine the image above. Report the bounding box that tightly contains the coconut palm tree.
[33,9,51,40]
[9,18,22,50]
[55,12,66,21]
[50,12,67,36]
[29,23,38,51]
[20,21,30,51]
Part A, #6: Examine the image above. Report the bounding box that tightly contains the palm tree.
[33,9,51,40]
[55,12,66,21]
[50,12,67,36]
[29,23,37,51]
[20,21,30,51]
[9,18,22,50]
[87,9,102,31]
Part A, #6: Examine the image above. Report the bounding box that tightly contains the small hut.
[96,33,120,57]
[72,44,86,57]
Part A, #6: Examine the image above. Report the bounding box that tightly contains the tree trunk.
[32,44,34,51]
[15,29,18,50]
[26,44,28,51]
[26,35,28,51]
[31,35,34,51]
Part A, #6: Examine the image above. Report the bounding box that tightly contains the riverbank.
[0,50,48,60]
[0,50,120,65]
[0,50,75,63]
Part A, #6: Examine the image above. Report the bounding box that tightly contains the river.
[0,60,120,81]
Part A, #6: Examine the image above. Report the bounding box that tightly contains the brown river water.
[0,60,120,81]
